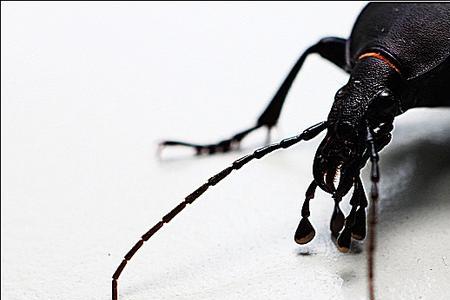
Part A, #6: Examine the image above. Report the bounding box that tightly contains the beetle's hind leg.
[160,37,348,156]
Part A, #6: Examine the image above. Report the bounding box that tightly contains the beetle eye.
[373,88,395,106]
[369,88,399,120]
[378,88,393,99]
[335,88,345,98]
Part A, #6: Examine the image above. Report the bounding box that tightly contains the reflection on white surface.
[2,2,449,300]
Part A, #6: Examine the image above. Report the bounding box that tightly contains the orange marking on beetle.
[358,52,401,74]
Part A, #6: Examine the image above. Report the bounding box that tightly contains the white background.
[2,2,450,300]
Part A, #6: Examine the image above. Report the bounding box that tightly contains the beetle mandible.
[112,3,450,300]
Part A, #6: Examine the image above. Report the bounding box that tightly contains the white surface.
[2,2,450,300]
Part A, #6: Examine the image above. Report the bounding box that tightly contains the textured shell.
[348,3,450,80]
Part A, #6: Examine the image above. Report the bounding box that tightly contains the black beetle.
[113,3,450,300]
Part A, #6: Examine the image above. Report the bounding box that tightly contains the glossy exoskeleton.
[113,3,450,300]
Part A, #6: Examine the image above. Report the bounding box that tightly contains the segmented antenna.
[366,125,380,300]
[112,121,328,300]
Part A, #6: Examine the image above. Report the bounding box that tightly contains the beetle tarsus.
[160,37,347,159]
[158,124,266,156]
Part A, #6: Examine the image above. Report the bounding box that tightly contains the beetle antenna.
[112,121,328,300]
[366,125,380,300]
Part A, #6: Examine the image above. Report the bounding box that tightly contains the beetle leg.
[160,37,347,157]
[159,125,261,156]
[257,37,348,128]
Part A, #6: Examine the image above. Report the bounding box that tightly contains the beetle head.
[313,57,401,196]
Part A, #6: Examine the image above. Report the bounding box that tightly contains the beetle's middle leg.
[160,37,348,156]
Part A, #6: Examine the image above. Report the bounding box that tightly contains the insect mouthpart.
[313,132,362,197]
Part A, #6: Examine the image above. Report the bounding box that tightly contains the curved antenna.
[366,125,380,300]
[112,121,328,300]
